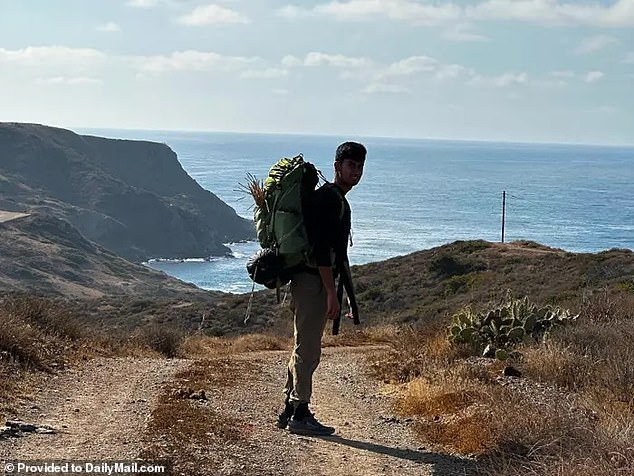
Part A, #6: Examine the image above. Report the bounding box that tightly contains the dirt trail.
[221,346,475,476]
[0,211,30,224]
[1,347,475,475]
[1,358,186,461]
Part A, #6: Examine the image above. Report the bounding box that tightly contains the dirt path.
[1,347,475,475]
[0,211,30,224]
[198,346,475,475]
[1,358,186,461]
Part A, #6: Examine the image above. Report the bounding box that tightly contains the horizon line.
[75,125,634,149]
[4,120,634,149]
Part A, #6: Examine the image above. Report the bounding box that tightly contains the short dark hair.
[335,141,366,163]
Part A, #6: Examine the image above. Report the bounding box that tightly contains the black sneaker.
[288,413,336,436]
[276,400,294,429]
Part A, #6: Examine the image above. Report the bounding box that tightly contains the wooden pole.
[501,190,506,243]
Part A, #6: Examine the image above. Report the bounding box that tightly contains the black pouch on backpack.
[246,248,290,289]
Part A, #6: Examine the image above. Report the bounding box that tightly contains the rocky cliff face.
[0,213,212,299]
[0,123,254,261]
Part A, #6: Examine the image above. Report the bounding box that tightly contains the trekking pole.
[333,276,344,335]
[501,190,506,243]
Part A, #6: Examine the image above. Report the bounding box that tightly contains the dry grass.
[237,173,265,209]
[369,290,634,475]
[140,358,260,475]
[181,323,399,359]
[181,332,290,358]
[370,325,473,384]
[0,294,187,419]
[322,324,401,347]
[134,324,185,358]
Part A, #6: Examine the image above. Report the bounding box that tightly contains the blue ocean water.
[83,129,634,293]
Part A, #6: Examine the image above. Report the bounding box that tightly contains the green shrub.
[429,255,485,278]
[447,295,577,359]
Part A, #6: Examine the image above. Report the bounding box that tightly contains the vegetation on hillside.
[3,239,634,476]
[371,289,634,475]
[0,295,193,419]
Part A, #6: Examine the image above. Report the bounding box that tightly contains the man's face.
[336,158,364,188]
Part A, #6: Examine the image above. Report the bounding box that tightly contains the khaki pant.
[285,271,328,404]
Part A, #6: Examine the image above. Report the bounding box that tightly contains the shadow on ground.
[316,434,480,475]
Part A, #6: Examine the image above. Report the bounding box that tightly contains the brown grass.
[369,290,634,475]
[0,294,186,420]
[322,324,401,347]
[181,332,290,358]
[140,358,260,475]
[134,324,185,358]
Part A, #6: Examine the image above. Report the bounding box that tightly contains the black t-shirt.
[307,183,351,267]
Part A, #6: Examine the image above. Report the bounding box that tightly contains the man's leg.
[276,369,294,429]
[287,271,327,404]
[283,272,334,435]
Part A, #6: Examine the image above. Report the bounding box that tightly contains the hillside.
[0,122,253,261]
[0,212,216,300]
[350,240,634,324]
[2,240,633,476]
[224,240,634,334]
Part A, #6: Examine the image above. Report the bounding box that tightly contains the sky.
[0,0,633,145]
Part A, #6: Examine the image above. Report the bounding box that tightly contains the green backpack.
[245,154,360,335]
[248,154,319,287]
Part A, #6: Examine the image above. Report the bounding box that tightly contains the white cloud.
[134,50,257,72]
[277,0,462,25]
[96,22,121,32]
[272,88,289,95]
[584,71,605,83]
[380,56,439,77]
[575,35,618,55]
[281,55,302,68]
[377,56,473,82]
[178,4,250,25]
[362,83,410,94]
[278,0,634,27]
[36,76,103,86]
[281,52,372,69]
[435,64,471,80]
[276,5,307,19]
[240,68,288,79]
[443,23,489,42]
[468,0,634,27]
[0,46,105,67]
[623,52,634,64]
[493,72,529,87]
[304,52,371,68]
[470,72,529,87]
[126,0,160,8]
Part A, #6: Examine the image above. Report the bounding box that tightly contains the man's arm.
[319,266,339,320]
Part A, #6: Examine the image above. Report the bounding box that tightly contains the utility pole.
[501,190,506,243]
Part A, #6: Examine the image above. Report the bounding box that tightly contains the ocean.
[83,129,634,294]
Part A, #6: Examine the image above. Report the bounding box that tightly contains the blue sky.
[0,0,633,144]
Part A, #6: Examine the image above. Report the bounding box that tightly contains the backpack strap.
[319,182,346,223]
[319,183,359,335]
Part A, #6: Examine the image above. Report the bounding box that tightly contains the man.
[277,141,367,436]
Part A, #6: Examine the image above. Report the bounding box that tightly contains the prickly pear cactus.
[447,295,577,359]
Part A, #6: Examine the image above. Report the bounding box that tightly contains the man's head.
[335,141,366,164]
[334,141,366,192]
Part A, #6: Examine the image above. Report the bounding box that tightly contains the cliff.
[0,213,215,300]
[0,122,254,261]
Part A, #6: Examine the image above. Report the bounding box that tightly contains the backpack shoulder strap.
[320,182,346,222]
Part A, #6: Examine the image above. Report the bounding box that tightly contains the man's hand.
[319,266,339,320]
[326,291,340,320]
